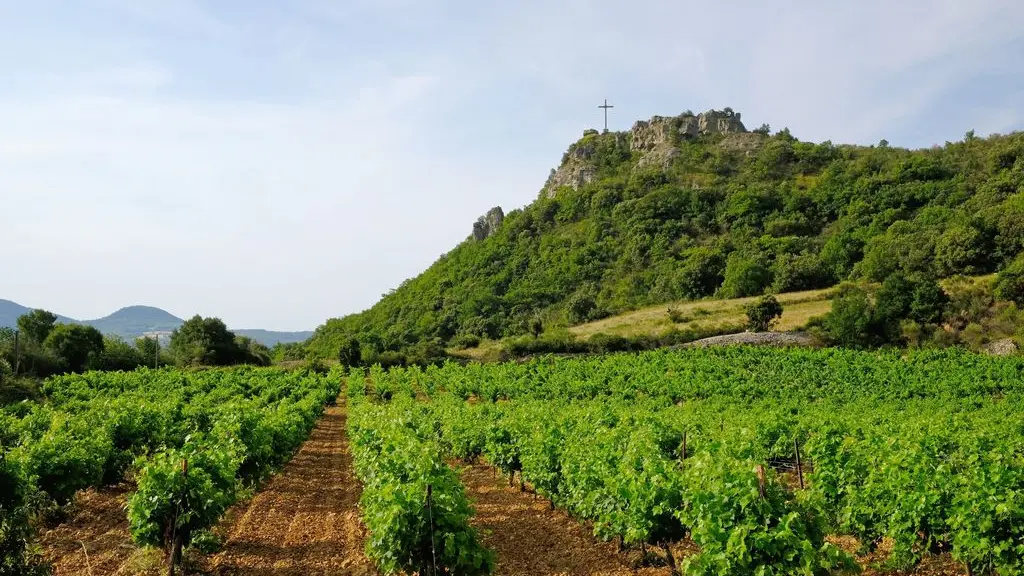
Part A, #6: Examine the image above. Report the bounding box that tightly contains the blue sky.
[2,0,1023,331]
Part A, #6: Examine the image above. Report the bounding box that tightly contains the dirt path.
[203,401,376,576]
[459,463,684,576]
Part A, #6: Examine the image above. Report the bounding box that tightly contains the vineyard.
[0,365,340,574]
[347,347,1024,576]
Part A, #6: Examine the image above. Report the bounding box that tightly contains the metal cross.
[598,98,613,132]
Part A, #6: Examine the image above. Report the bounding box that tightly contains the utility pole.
[13,329,20,375]
[598,98,614,133]
[154,336,160,369]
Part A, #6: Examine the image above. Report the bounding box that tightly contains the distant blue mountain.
[0,299,312,347]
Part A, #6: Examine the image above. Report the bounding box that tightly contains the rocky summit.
[542,108,750,198]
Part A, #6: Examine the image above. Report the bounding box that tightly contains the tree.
[875,273,914,321]
[995,255,1024,306]
[338,336,362,367]
[934,225,985,277]
[678,247,726,299]
[95,336,146,371]
[168,316,244,366]
[0,357,11,385]
[235,336,271,366]
[819,231,864,282]
[908,278,949,325]
[719,252,772,299]
[771,252,830,293]
[16,309,57,344]
[566,285,602,325]
[822,286,880,349]
[135,336,161,366]
[872,273,948,343]
[745,295,783,332]
[44,324,104,373]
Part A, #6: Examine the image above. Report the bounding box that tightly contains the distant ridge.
[0,299,312,347]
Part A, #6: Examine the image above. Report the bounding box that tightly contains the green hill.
[307,108,1024,361]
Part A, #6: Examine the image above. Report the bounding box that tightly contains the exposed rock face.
[541,108,748,198]
[541,131,629,198]
[630,109,747,154]
[984,338,1019,356]
[471,206,505,241]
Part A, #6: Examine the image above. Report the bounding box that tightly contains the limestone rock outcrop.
[541,108,749,198]
[471,206,504,241]
[630,108,747,154]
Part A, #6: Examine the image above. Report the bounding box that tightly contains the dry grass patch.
[569,287,835,339]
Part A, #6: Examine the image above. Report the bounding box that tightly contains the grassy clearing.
[449,274,999,361]
[569,287,836,339]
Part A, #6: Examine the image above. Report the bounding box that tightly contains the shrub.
[822,285,880,349]
[566,286,605,325]
[667,306,690,324]
[0,454,50,575]
[453,334,481,349]
[338,337,362,367]
[995,255,1024,306]
[587,333,634,353]
[745,295,784,332]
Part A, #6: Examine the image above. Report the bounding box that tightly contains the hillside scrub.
[308,121,1024,360]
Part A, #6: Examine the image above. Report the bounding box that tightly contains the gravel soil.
[458,463,691,576]
[681,331,817,348]
[202,401,377,576]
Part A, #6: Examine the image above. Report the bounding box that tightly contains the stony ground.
[201,403,377,576]
[459,464,690,576]
[680,330,817,348]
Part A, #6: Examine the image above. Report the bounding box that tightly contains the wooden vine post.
[757,461,765,498]
[424,484,438,576]
[168,458,187,576]
[794,439,804,489]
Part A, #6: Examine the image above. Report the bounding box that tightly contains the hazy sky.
[2,1,1023,331]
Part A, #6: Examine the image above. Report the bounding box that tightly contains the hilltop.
[0,300,312,346]
[307,108,1024,362]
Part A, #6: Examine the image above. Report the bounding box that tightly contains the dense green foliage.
[814,274,1024,350]
[43,324,104,373]
[347,388,495,575]
[0,366,339,572]
[352,347,1024,574]
[168,315,270,367]
[0,310,272,379]
[996,254,1024,306]
[309,124,1024,360]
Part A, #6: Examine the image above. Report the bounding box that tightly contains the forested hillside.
[308,109,1024,361]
